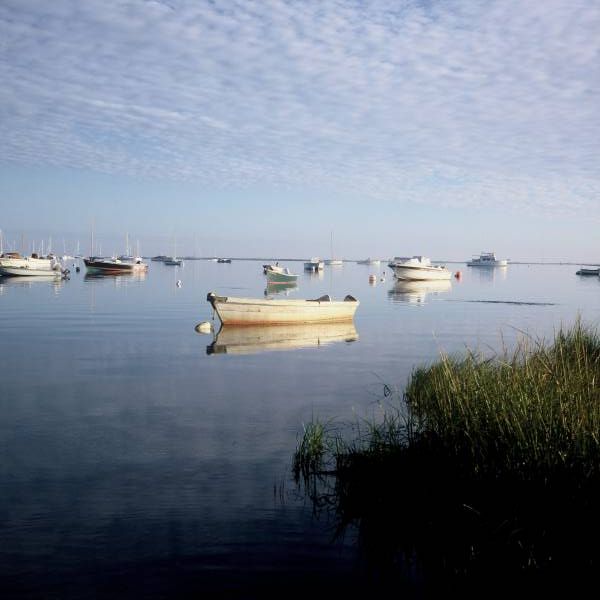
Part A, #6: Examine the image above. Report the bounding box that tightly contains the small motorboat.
[576,267,600,276]
[388,256,452,281]
[164,257,183,266]
[303,258,324,271]
[207,292,359,325]
[84,256,148,274]
[467,252,508,267]
[266,267,298,284]
[0,252,67,277]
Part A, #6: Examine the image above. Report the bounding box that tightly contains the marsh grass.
[293,321,600,590]
[406,319,600,478]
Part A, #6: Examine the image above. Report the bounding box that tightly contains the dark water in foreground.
[1,261,599,598]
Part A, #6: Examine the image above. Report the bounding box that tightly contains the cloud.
[0,0,598,213]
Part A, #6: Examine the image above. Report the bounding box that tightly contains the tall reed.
[405,320,600,478]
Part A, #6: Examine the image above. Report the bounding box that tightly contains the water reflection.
[84,271,147,284]
[305,270,324,280]
[471,266,508,282]
[388,279,451,304]
[206,322,358,355]
[0,275,65,293]
[264,281,298,296]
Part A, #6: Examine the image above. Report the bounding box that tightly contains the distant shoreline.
[149,256,599,267]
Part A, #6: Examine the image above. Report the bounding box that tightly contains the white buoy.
[176,279,182,287]
[195,321,213,334]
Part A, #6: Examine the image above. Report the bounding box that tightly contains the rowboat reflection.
[388,279,451,304]
[207,322,359,355]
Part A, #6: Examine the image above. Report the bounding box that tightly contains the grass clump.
[406,319,600,478]
[293,321,600,590]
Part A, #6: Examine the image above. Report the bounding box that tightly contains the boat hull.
[0,266,62,277]
[266,271,298,284]
[207,292,359,325]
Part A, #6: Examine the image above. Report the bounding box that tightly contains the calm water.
[1,260,599,598]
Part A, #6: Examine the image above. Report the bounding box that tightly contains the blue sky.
[0,0,599,260]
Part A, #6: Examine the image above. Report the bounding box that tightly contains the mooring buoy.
[195,321,213,334]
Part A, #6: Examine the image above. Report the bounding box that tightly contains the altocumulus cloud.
[0,0,598,213]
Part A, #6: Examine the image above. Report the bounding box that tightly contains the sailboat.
[165,236,183,266]
[324,231,343,266]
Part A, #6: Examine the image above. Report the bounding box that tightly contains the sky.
[0,0,599,260]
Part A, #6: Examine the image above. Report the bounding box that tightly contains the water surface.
[1,260,599,597]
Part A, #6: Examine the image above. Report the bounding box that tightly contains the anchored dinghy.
[206,292,359,325]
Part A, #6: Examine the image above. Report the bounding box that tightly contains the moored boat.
[0,252,66,277]
[266,268,298,284]
[84,256,148,274]
[357,258,380,265]
[207,292,359,325]
[467,252,508,267]
[576,267,600,276]
[164,257,183,266]
[388,256,452,281]
[303,258,324,271]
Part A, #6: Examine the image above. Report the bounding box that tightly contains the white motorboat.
[303,258,324,271]
[0,252,66,277]
[467,252,508,267]
[164,257,183,266]
[266,268,298,284]
[388,256,452,281]
[207,292,359,325]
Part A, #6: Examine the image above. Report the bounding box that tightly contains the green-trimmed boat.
[266,268,298,284]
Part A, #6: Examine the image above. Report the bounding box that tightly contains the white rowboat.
[207,292,359,325]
